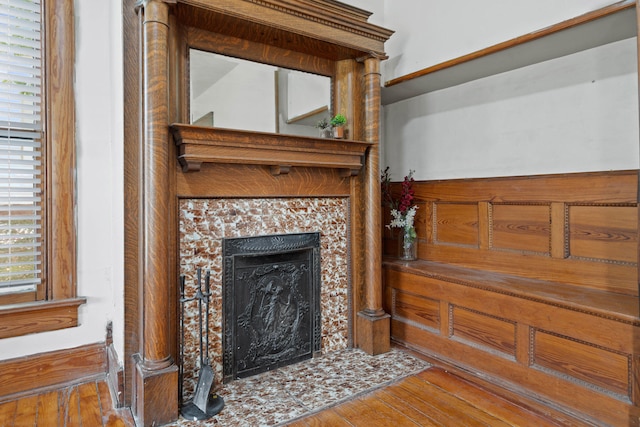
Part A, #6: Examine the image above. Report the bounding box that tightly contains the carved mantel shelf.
[170,124,372,176]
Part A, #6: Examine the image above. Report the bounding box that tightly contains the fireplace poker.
[181,268,225,421]
[178,274,186,406]
[204,270,211,365]
[197,268,204,366]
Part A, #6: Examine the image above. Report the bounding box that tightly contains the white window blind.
[0,0,43,295]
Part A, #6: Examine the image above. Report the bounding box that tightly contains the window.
[0,0,83,339]
[0,0,44,303]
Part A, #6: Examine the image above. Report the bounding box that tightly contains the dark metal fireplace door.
[222,232,321,382]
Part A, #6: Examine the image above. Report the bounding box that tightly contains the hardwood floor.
[0,366,591,426]
[0,379,135,427]
[285,367,588,427]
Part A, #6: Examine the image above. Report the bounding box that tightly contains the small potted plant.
[330,113,347,139]
[315,117,332,138]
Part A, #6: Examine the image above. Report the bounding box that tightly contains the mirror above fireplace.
[190,49,332,138]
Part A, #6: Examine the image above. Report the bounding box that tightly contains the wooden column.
[635,0,640,410]
[133,1,178,425]
[356,56,390,355]
[334,60,360,140]
[335,59,364,347]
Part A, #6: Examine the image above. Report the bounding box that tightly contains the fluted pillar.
[133,1,178,425]
[356,56,390,355]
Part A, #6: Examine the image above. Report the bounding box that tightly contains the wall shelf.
[381,0,636,105]
[170,124,371,176]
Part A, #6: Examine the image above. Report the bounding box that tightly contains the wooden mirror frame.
[124,1,393,425]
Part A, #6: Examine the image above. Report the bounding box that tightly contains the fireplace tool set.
[179,268,225,420]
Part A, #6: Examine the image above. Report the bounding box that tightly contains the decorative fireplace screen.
[222,232,321,382]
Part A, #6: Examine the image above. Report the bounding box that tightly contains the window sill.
[0,297,87,339]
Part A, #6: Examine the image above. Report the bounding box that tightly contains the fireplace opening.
[222,232,321,382]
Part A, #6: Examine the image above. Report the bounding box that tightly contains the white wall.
[380,0,639,181]
[287,71,330,122]
[384,38,639,180]
[342,0,385,27]
[0,0,125,362]
[192,59,277,133]
[382,0,626,81]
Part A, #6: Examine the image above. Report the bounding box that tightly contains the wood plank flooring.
[0,367,591,426]
[0,379,135,427]
[284,368,589,427]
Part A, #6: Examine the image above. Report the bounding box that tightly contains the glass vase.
[398,229,417,261]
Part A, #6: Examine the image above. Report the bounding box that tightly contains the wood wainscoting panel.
[490,204,551,254]
[382,170,639,425]
[384,262,639,353]
[393,290,440,332]
[533,329,630,398]
[0,342,108,400]
[451,306,517,358]
[384,171,638,295]
[568,205,637,264]
[434,203,479,247]
[383,261,640,425]
[410,171,637,205]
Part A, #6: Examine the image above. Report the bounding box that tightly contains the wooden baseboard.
[107,342,124,408]
[0,342,108,401]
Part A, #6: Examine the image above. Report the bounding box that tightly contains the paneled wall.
[383,170,638,295]
[384,263,639,426]
[382,170,640,426]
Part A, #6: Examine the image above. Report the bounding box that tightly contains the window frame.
[0,0,84,339]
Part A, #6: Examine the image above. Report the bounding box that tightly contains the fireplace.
[222,232,321,382]
[125,2,392,423]
[179,197,350,396]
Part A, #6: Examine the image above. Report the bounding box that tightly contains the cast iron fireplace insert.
[222,232,321,382]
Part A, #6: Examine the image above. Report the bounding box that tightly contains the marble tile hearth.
[167,348,429,427]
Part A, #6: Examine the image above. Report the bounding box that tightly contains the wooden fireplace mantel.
[124,0,394,425]
[170,124,372,176]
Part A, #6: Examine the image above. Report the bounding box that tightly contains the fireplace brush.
[179,268,225,420]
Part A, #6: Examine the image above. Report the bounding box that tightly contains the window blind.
[0,0,43,295]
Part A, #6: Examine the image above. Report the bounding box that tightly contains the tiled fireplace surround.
[179,197,351,396]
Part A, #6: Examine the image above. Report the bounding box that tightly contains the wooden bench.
[382,170,639,426]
